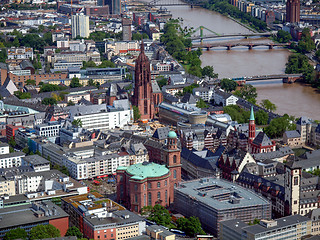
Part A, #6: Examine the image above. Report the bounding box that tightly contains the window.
[134,184,138,191]
[174,170,177,179]
[157,182,160,188]
[135,194,138,203]
[148,182,151,189]
[165,190,168,203]
[294,176,299,186]
[173,155,177,163]
[165,180,167,186]
[148,192,151,206]
[157,191,160,199]
[144,194,146,206]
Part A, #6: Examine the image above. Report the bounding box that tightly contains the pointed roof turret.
[250,106,255,121]
[140,38,144,54]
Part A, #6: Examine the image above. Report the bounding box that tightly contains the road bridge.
[191,41,289,50]
[231,74,303,85]
[190,32,275,41]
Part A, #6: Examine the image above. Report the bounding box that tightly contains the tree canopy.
[196,98,208,108]
[260,99,277,112]
[72,119,83,127]
[285,54,315,84]
[133,105,141,122]
[275,30,292,43]
[70,77,82,88]
[29,224,60,240]
[4,228,28,240]
[176,216,205,237]
[42,97,57,105]
[65,226,83,238]
[264,114,296,138]
[143,204,172,228]
[233,84,257,104]
[220,78,237,92]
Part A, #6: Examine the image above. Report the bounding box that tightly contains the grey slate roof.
[252,132,273,146]
[284,130,301,138]
[152,127,170,140]
[297,116,313,125]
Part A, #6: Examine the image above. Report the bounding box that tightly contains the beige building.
[65,92,91,104]
[283,130,303,148]
[117,224,140,240]
[0,178,15,197]
[146,225,175,240]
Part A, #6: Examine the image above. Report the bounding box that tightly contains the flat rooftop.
[0,201,69,229]
[176,178,270,211]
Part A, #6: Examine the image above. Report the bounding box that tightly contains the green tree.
[70,77,82,88]
[72,119,83,127]
[29,224,60,240]
[223,105,250,123]
[285,54,315,83]
[156,76,167,88]
[260,99,277,112]
[275,30,292,43]
[132,32,142,40]
[264,114,296,138]
[87,79,96,87]
[82,60,97,69]
[25,79,36,85]
[40,84,67,92]
[65,226,83,238]
[177,216,205,237]
[42,97,57,105]
[234,84,257,104]
[9,137,16,148]
[296,28,316,53]
[255,110,269,125]
[183,83,199,94]
[201,66,218,79]
[99,60,115,68]
[4,228,28,240]
[133,105,141,122]
[196,98,208,108]
[220,78,237,92]
[147,204,172,228]
[14,91,31,99]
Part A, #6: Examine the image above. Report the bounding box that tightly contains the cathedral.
[132,41,162,122]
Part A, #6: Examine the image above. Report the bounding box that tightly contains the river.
[144,3,320,119]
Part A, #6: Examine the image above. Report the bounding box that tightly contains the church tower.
[248,106,256,143]
[132,40,154,122]
[162,131,181,204]
[284,162,301,215]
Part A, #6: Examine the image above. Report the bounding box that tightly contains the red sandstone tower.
[248,106,256,144]
[286,0,300,23]
[132,41,154,122]
[162,131,182,204]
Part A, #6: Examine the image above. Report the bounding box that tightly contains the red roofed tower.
[132,40,154,122]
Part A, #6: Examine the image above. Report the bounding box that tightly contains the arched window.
[135,194,138,203]
[148,192,152,206]
[174,170,177,179]
[165,190,168,203]
[148,182,151,189]
[157,182,160,188]
[157,191,161,199]
[144,194,146,206]
[173,155,177,163]
[144,184,146,190]
[165,180,167,186]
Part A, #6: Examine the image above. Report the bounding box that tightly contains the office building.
[61,193,146,239]
[174,177,271,236]
[71,13,90,39]
[0,201,69,238]
[286,0,300,23]
[122,18,132,41]
[220,215,311,240]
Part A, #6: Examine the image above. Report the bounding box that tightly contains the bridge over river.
[192,41,290,50]
[232,74,303,85]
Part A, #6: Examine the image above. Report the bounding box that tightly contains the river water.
[145,3,320,119]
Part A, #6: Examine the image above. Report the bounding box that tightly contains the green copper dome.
[126,162,169,180]
[168,131,177,138]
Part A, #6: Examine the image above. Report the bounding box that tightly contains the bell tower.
[162,131,181,204]
[248,106,256,143]
[284,162,301,215]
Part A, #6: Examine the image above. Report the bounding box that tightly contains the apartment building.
[0,152,25,169]
[34,121,62,138]
[61,193,146,240]
[7,47,34,60]
[67,100,132,132]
